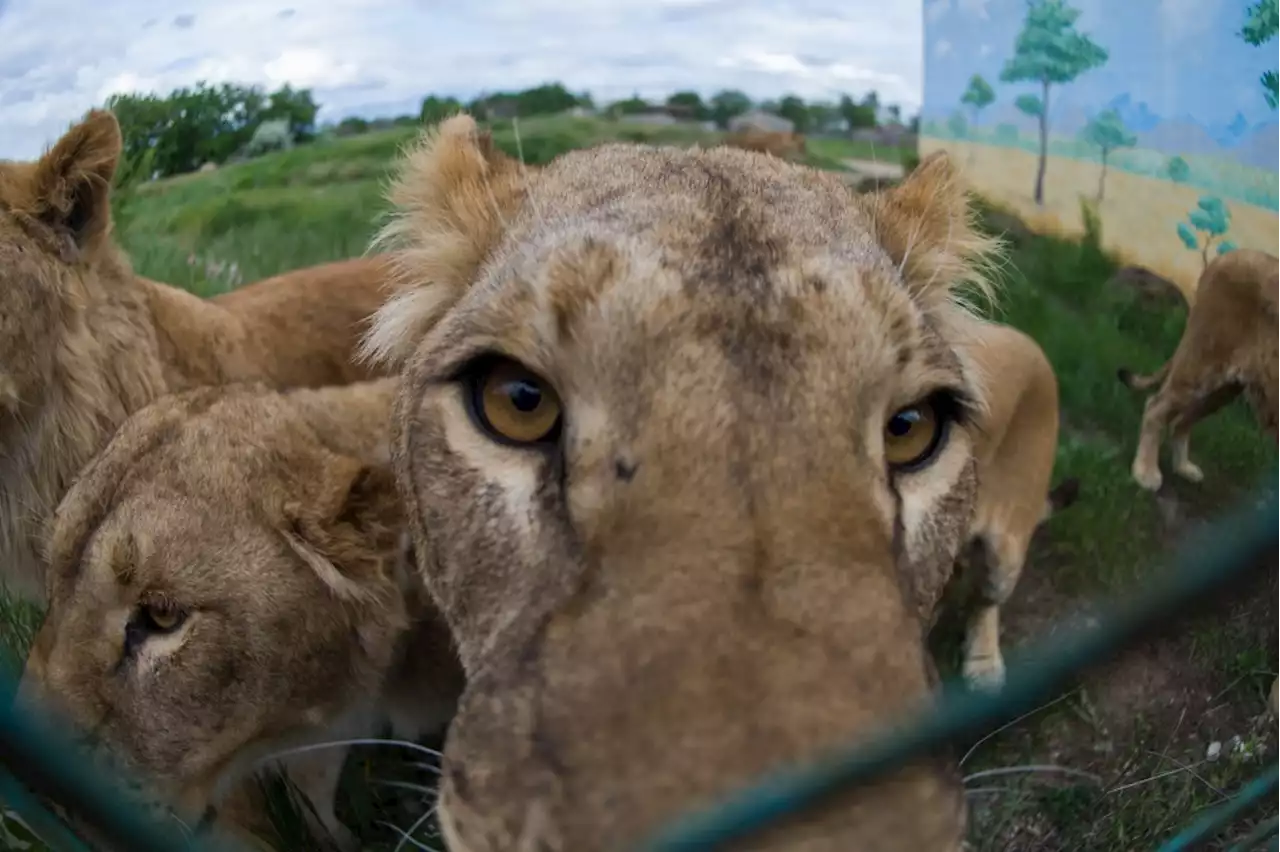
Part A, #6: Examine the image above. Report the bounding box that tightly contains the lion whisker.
[389,804,441,852]
[377,819,438,852]
[258,737,442,766]
[963,764,1101,786]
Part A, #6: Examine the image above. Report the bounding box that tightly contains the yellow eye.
[884,399,945,470]
[143,604,185,633]
[472,359,563,446]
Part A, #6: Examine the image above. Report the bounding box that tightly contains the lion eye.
[467,358,563,447]
[143,605,185,633]
[123,603,188,659]
[884,396,949,471]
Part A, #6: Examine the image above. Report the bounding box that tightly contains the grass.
[1,114,1275,851]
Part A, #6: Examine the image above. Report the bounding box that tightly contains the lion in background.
[956,319,1080,690]
[0,109,395,604]
[18,379,463,851]
[363,113,1007,851]
[1118,247,1278,492]
[722,127,808,161]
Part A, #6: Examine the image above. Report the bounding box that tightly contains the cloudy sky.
[0,0,922,159]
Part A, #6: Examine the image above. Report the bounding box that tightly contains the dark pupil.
[505,379,543,413]
[888,410,919,437]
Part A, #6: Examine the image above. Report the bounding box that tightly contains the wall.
[922,0,1279,300]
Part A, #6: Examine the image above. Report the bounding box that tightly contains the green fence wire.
[0,481,1276,852]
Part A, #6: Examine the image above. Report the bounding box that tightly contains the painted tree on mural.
[1000,0,1108,205]
[1241,0,1278,108]
[961,75,996,127]
[1176,196,1237,269]
[1165,155,1191,184]
[1081,109,1136,201]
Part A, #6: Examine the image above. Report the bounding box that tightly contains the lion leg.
[1169,381,1242,484]
[962,532,1026,692]
[1168,416,1204,484]
[1131,391,1175,491]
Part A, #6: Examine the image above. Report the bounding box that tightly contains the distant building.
[728,110,795,134]
[619,110,681,126]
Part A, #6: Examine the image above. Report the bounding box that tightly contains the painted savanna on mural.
[922,0,1279,301]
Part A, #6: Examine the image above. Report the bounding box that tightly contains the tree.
[1241,0,1278,108]
[777,95,811,132]
[262,84,319,142]
[886,104,902,123]
[1000,0,1109,204]
[1014,94,1043,119]
[666,91,709,121]
[104,80,321,178]
[1165,155,1191,183]
[606,95,652,118]
[709,89,752,129]
[1080,109,1136,200]
[947,112,969,139]
[807,101,840,132]
[1175,196,1233,268]
[839,94,877,129]
[420,95,463,127]
[960,74,996,129]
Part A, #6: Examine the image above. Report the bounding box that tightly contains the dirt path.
[946,486,1279,851]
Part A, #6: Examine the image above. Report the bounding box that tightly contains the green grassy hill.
[2,115,1274,851]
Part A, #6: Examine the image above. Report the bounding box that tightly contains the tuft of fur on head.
[360,114,533,368]
[861,151,1007,318]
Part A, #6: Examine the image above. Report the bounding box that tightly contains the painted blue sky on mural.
[923,0,1279,171]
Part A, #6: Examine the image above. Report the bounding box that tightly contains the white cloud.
[956,0,989,19]
[978,44,992,57]
[0,0,923,159]
[934,39,953,58]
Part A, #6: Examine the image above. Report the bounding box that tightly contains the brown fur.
[954,320,1073,689]
[1118,248,1279,492]
[722,128,809,161]
[0,109,394,604]
[366,114,1004,850]
[16,379,464,851]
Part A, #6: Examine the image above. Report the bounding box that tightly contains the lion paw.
[1131,462,1163,492]
[963,654,1006,692]
[1174,461,1204,483]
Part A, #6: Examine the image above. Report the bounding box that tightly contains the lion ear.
[280,455,404,605]
[361,112,531,367]
[28,110,122,257]
[861,150,1002,309]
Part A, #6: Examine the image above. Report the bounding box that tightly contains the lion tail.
[1116,359,1171,392]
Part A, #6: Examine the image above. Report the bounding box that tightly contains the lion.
[16,379,464,851]
[955,319,1079,690]
[1117,248,1278,492]
[0,109,396,604]
[360,114,1007,850]
[722,127,808,161]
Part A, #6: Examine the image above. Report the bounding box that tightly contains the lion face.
[17,383,409,824]
[368,116,1000,851]
[0,110,124,415]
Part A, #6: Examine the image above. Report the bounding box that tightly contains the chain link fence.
[2,481,1276,852]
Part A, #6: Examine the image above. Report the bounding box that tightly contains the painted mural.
[922,0,1279,299]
